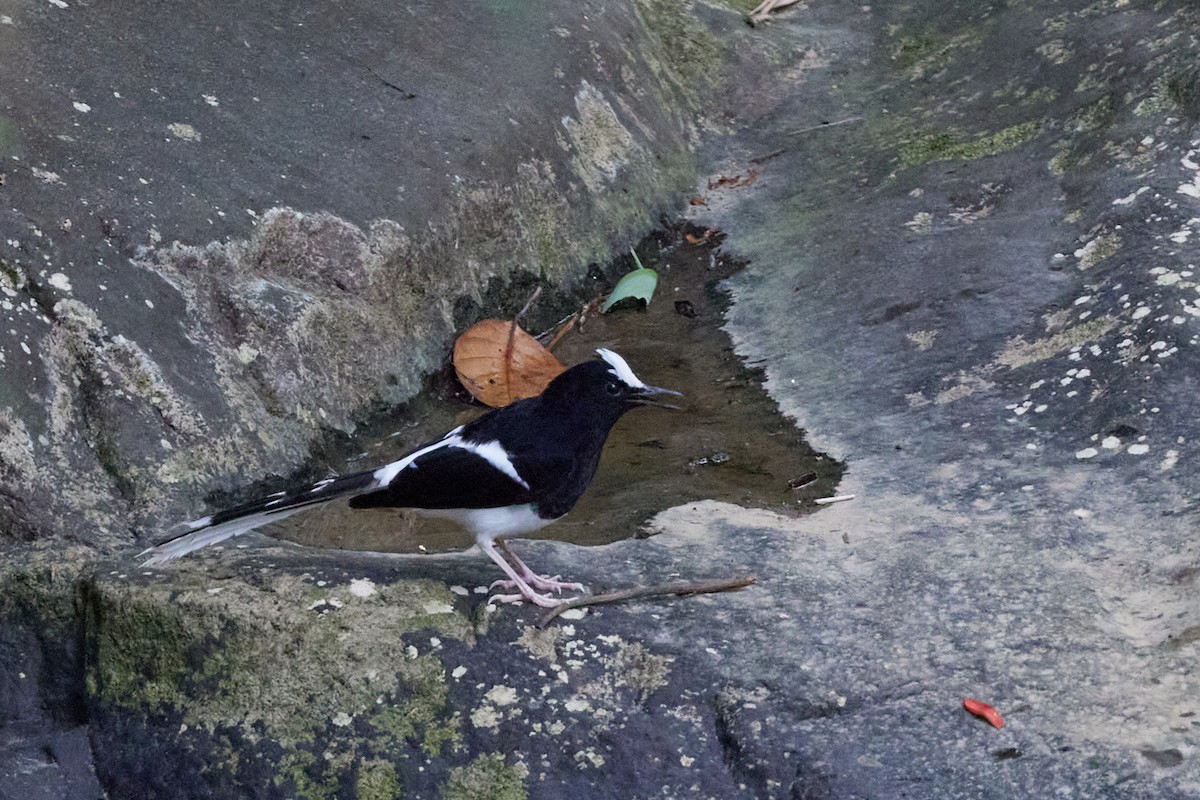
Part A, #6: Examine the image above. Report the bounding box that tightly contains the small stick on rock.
[541,311,579,352]
[514,286,542,323]
[537,575,757,627]
[786,117,864,136]
[505,286,543,372]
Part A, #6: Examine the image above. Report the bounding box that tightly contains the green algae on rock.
[83,567,473,798]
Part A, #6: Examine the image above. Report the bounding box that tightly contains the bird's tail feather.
[139,469,379,567]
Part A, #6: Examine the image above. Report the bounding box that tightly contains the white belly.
[415,503,553,544]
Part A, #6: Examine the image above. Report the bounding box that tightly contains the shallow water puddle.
[272,224,843,554]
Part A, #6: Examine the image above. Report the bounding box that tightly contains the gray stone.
[0,727,104,800]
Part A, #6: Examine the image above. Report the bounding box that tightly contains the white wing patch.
[596,348,645,388]
[372,431,529,491]
[457,438,530,490]
[372,435,460,487]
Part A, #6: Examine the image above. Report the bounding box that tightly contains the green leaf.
[601,250,658,312]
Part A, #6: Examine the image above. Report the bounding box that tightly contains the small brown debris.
[674,300,698,318]
[685,227,719,245]
[707,171,758,191]
[788,472,818,490]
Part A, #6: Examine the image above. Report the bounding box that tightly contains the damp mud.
[255,224,843,556]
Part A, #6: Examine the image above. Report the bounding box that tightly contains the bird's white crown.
[596,348,645,388]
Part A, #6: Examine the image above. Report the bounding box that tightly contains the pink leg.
[490,540,586,595]
[479,539,575,607]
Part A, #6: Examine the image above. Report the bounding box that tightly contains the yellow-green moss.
[887,27,983,81]
[357,758,403,800]
[440,753,528,800]
[1066,95,1115,133]
[85,569,474,789]
[899,120,1041,168]
[275,749,346,800]
[633,0,728,90]
[85,594,195,708]
[368,654,462,758]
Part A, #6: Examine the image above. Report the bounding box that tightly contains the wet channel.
[264,223,843,555]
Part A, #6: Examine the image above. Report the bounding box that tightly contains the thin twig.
[367,67,417,99]
[749,148,787,165]
[785,116,863,136]
[505,286,542,392]
[514,286,542,323]
[537,575,757,627]
[542,311,578,352]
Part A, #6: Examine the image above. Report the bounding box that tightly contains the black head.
[539,349,682,426]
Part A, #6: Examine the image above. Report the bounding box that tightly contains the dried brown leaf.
[453,319,566,407]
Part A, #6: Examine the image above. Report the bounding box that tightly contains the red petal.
[963,697,1005,729]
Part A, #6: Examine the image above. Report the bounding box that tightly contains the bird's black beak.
[630,384,683,410]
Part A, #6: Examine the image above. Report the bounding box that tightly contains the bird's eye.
[605,381,622,396]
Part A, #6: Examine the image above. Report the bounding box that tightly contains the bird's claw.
[487,589,574,608]
[490,575,585,595]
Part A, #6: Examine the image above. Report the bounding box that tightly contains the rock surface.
[5,0,1200,798]
[701,0,1200,796]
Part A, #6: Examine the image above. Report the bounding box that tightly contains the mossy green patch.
[1162,61,1200,119]
[886,26,983,81]
[633,0,728,90]
[0,566,79,626]
[276,750,343,800]
[84,569,474,791]
[1074,231,1122,271]
[368,653,462,758]
[898,120,1041,168]
[1048,139,1091,176]
[84,590,196,708]
[440,753,528,800]
[357,758,403,800]
[1138,56,1200,120]
[1066,95,1115,133]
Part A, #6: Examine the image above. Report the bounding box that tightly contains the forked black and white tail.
[138,470,379,566]
[137,423,503,567]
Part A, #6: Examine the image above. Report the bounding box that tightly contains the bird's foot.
[490,573,586,595]
[487,588,577,608]
[480,540,584,607]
